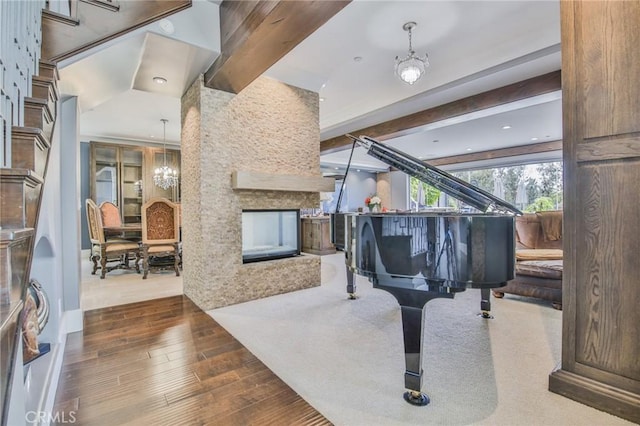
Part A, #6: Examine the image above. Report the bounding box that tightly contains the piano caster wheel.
[403,390,429,406]
[348,293,357,300]
[478,310,493,319]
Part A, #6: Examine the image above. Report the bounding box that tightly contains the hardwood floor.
[54,295,331,425]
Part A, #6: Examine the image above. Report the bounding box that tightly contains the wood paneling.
[576,134,640,163]
[54,296,330,425]
[581,2,640,140]
[320,71,562,154]
[549,1,640,423]
[575,161,640,381]
[204,0,351,94]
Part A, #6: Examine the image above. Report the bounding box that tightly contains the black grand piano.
[335,135,521,406]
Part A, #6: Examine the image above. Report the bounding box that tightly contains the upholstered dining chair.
[99,200,124,239]
[140,197,180,279]
[86,199,140,279]
[99,201,121,228]
[99,200,140,242]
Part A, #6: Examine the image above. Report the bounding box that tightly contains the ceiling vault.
[320,70,562,154]
[204,0,351,94]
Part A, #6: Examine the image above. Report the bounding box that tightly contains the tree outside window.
[409,161,563,212]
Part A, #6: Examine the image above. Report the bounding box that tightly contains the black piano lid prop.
[342,134,522,215]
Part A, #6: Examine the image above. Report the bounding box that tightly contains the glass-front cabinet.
[90,142,180,224]
[93,145,119,205]
[121,148,144,224]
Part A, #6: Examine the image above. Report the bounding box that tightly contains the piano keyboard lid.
[344,135,522,216]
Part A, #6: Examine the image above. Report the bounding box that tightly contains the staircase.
[1,0,57,420]
[0,61,58,426]
[0,61,59,426]
[1,1,191,423]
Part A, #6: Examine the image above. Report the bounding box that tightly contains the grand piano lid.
[346,134,522,215]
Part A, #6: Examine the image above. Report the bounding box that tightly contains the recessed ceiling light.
[149,135,155,138]
[418,156,423,159]
[334,167,339,170]
[153,76,167,84]
[531,137,539,141]
[321,83,327,89]
[320,97,325,102]
[466,148,472,151]
[502,125,511,130]
[356,169,361,172]
[353,56,363,62]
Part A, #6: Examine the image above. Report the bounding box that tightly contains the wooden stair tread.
[0,228,34,240]
[32,75,61,102]
[0,168,44,184]
[39,60,60,81]
[11,127,51,177]
[24,98,55,138]
[11,126,51,147]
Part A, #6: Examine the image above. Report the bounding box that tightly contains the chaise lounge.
[493,210,563,310]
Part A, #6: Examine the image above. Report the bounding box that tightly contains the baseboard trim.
[36,309,82,423]
[39,340,66,425]
[62,308,83,334]
[549,368,640,424]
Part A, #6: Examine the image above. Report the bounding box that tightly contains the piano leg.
[346,267,357,299]
[400,305,429,406]
[479,287,493,319]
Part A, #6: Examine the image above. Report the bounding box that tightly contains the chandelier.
[153,118,179,190]
[395,22,429,85]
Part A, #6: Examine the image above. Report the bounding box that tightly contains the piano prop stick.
[339,135,521,406]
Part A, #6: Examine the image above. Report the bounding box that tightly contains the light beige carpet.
[209,253,633,426]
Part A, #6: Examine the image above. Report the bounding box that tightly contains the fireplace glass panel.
[242,210,300,263]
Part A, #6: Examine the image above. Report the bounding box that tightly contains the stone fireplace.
[181,75,328,310]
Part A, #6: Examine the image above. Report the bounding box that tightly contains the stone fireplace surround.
[180,75,325,310]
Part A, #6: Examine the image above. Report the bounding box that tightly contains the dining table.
[103,223,142,241]
[104,223,142,233]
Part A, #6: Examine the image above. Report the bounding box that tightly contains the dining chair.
[99,201,122,228]
[86,199,140,278]
[140,197,180,279]
[99,200,141,242]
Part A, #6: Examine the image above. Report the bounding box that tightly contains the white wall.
[21,97,83,424]
[335,171,377,212]
[389,170,409,210]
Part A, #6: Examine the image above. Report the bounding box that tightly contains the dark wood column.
[549,2,640,423]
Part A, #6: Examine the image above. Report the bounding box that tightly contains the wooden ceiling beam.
[204,0,351,94]
[320,70,562,154]
[426,140,562,167]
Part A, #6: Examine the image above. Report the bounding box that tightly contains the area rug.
[209,254,632,426]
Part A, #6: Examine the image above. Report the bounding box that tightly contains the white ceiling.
[57,0,562,170]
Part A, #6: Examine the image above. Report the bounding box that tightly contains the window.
[410,161,563,212]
